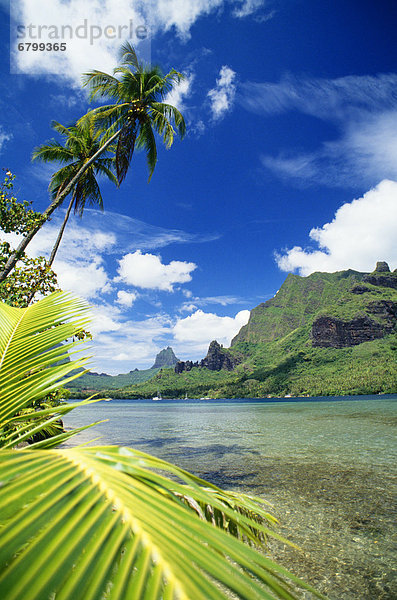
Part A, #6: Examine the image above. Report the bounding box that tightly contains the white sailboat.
[152,390,162,401]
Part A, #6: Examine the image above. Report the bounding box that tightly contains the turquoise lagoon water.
[64,395,397,599]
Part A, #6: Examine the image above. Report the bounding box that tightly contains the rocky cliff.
[311,315,385,348]
[175,340,237,373]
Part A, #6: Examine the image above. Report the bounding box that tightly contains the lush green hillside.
[75,264,397,399]
[66,346,180,396]
[231,268,396,345]
[67,367,161,395]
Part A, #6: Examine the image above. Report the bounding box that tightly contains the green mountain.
[113,262,396,399]
[151,346,179,368]
[66,347,178,395]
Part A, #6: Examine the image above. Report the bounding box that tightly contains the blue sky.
[1,0,397,373]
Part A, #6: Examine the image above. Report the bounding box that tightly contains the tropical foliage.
[0,292,98,449]
[0,293,323,599]
[0,173,58,307]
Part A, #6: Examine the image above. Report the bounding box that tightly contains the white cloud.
[0,128,12,152]
[232,0,267,18]
[164,73,194,112]
[55,259,111,298]
[208,65,236,120]
[49,92,85,109]
[179,303,198,313]
[116,290,138,307]
[89,303,123,335]
[276,180,397,275]
[242,73,397,119]
[117,250,196,291]
[11,206,213,258]
[242,73,397,186]
[262,110,397,187]
[179,294,244,313]
[173,309,250,349]
[89,314,172,372]
[148,0,224,39]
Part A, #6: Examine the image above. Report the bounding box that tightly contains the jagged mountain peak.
[151,347,179,369]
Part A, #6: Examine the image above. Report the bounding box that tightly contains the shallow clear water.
[64,395,397,599]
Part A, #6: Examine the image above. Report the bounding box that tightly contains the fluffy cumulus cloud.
[117,250,197,291]
[276,180,397,275]
[173,309,250,349]
[115,290,138,307]
[208,66,237,120]
[241,73,397,186]
[55,260,111,299]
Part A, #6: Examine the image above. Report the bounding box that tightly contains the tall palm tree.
[81,41,186,183]
[32,119,118,267]
[0,43,186,283]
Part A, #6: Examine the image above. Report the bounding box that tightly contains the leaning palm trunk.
[25,191,76,305]
[48,189,76,267]
[0,129,121,283]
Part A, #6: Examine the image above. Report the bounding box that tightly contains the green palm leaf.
[0,445,324,600]
[0,292,101,448]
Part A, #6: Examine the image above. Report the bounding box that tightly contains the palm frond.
[1,399,104,450]
[0,292,91,429]
[151,102,186,138]
[85,104,130,134]
[135,118,157,180]
[95,162,119,187]
[0,445,324,600]
[74,172,103,214]
[118,41,141,70]
[32,141,74,165]
[146,69,185,99]
[149,108,176,149]
[50,120,71,137]
[82,70,121,101]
